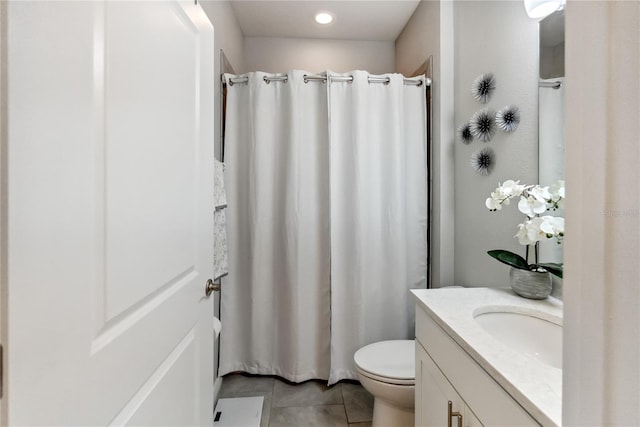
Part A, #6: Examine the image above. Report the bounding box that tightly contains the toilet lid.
[354,340,415,382]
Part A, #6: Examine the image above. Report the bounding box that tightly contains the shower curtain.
[220,70,428,384]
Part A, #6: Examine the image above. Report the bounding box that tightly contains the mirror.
[538,9,565,188]
[540,10,565,79]
[538,10,565,287]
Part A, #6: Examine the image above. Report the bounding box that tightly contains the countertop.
[411,287,562,426]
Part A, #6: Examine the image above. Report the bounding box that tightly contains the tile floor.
[218,373,374,427]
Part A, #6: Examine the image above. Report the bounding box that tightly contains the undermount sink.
[474,309,562,369]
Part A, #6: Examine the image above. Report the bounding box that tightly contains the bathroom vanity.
[412,288,562,426]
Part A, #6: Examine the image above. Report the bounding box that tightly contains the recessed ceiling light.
[314,12,334,25]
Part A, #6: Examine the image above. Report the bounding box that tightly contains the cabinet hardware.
[448,400,463,427]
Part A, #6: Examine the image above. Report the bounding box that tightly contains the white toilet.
[354,340,415,427]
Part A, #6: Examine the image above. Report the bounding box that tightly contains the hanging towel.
[213,316,222,340]
[214,159,227,209]
[213,208,229,280]
[214,159,229,279]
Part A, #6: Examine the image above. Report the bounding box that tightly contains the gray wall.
[396,0,539,288]
[453,1,538,287]
[244,37,395,74]
[200,0,246,160]
[396,0,456,288]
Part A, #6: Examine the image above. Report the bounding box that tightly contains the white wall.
[244,37,395,74]
[453,1,539,288]
[563,1,640,425]
[395,0,456,287]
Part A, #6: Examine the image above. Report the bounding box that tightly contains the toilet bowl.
[354,340,415,427]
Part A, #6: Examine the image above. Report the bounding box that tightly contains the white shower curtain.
[220,70,427,384]
[220,70,331,381]
[327,71,428,383]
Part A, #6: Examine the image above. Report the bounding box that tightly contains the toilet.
[354,340,415,427]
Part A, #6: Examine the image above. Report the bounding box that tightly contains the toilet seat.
[354,340,415,386]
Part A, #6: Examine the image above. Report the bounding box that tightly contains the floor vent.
[213,396,263,427]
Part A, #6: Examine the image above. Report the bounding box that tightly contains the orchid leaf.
[487,250,529,270]
[538,262,564,278]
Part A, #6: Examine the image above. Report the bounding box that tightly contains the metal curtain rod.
[227,74,431,87]
[539,80,563,89]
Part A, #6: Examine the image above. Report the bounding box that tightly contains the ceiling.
[229,1,422,42]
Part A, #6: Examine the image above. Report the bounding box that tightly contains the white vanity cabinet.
[414,303,540,427]
[416,341,482,427]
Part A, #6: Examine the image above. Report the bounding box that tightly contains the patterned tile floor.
[218,373,374,427]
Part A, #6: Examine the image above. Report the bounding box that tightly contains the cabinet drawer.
[416,306,539,426]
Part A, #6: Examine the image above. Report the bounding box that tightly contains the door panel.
[5,1,214,425]
[104,1,199,320]
[112,331,197,426]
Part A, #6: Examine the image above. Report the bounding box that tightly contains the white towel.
[213,316,222,340]
[214,159,227,209]
[213,209,228,280]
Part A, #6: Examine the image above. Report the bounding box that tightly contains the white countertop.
[411,287,562,426]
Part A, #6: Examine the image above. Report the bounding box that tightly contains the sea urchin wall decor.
[471,146,495,176]
[471,73,496,104]
[496,105,521,133]
[470,109,496,142]
[458,122,474,144]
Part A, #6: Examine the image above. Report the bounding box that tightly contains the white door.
[3,1,215,425]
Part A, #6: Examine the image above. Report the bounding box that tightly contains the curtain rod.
[227,74,431,87]
[539,80,562,89]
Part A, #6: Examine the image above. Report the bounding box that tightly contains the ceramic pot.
[509,267,552,299]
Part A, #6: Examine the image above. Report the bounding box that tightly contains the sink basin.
[474,310,562,369]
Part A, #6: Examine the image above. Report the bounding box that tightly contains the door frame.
[1,0,7,420]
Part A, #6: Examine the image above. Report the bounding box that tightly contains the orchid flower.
[485,180,526,211]
[486,179,565,278]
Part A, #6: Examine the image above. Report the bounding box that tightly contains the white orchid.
[515,217,543,245]
[530,185,551,202]
[501,179,526,197]
[549,180,565,199]
[517,185,554,217]
[548,180,565,210]
[485,180,526,211]
[515,216,564,246]
[486,179,565,278]
[485,196,501,211]
[540,216,564,241]
[518,194,548,217]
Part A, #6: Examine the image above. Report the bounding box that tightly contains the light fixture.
[524,0,565,19]
[314,11,334,25]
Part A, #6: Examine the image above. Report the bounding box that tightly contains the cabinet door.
[416,342,482,427]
